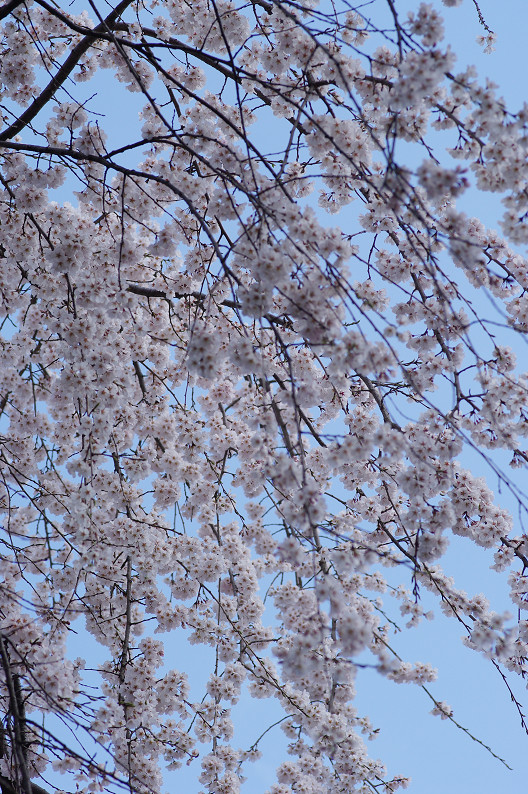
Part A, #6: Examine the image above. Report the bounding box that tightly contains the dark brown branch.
[0,776,52,794]
[124,285,290,327]
[500,536,528,572]
[126,285,167,299]
[118,557,132,684]
[0,0,27,21]
[0,639,31,794]
[357,373,401,430]
[132,361,147,397]
[272,374,327,448]
[12,675,26,762]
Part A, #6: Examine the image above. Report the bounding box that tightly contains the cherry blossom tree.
[0,0,527,792]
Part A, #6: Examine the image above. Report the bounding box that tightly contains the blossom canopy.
[0,1,527,793]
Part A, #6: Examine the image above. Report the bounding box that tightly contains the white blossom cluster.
[0,1,527,793]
